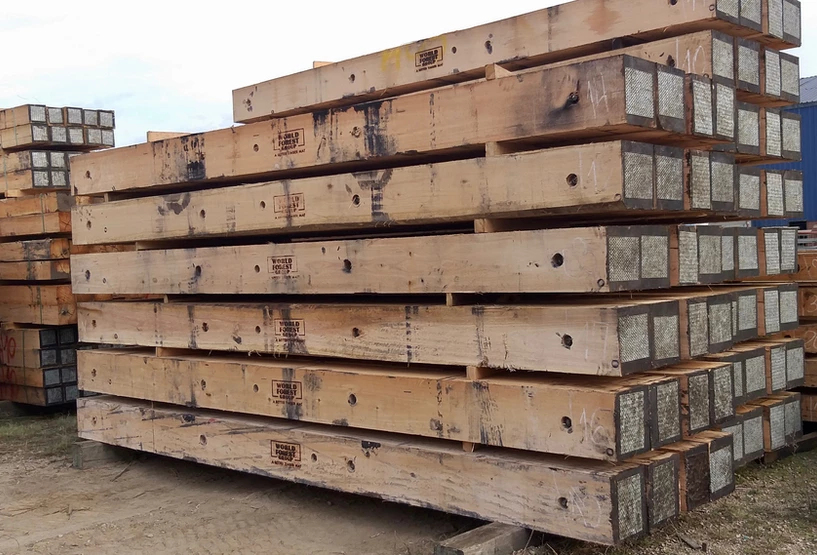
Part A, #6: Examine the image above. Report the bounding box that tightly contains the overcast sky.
[2,1,814,147]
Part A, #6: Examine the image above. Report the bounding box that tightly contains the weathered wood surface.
[0,211,71,239]
[805,356,817,387]
[76,298,681,375]
[231,0,799,123]
[0,285,76,325]
[0,192,70,219]
[71,226,673,295]
[801,392,817,422]
[0,383,76,406]
[0,168,70,196]
[72,55,717,198]
[77,348,674,460]
[0,259,70,281]
[0,238,71,262]
[0,325,78,369]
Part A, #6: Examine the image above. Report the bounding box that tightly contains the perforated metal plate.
[688,374,711,431]
[784,0,801,40]
[764,50,782,97]
[785,177,804,214]
[782,116,801,154]
[101,130,115,147]
[29,151,48,168]
[733,362,744,398]
[688,302,709,357]
[765,230,781,275]
[32,125,49,142]
[656,381,681,444]
[744,415,764,454]
[738,107,760,148]
[66,107,82,125]
[711,159,735,204]
[43,368,60,387]
[68,128,84,144]
[83,109,99,127]
[740,0,762,27]
[651,461,678,526]
[46,107,63,124]
[781,228,797,272]
[784,400,799,438]
[50,152,67,168]
[713,37,734,81]
[731,300,738,338]
[710,446,734,494]
[768,0,784,38]
[51,171,67,188]
[46,388,63,404]
[738,293,757,331]
[28,104,46,123]
[770,405,785,450]
[718,0,739,18]
[715,84,735,139]
[766,172,784,216]
[787,346,805,382]
[739,45,760,87]
[87,128,102,144]
[709,302,732,345]
[617,473,645,541]
[619,313,650,364]
[690,154,712,210]
[771,346,786,390]
[100,111,115,128]
[739,173,761,211]
[765,289,781,334]
[623,151,654,200]
[625,67,655,119]
[723,423,744,461]
[713,366,735,421]
[780,289,798,325]
[609,236,640,283]
[641,235,668,280]
[619,390,646,456]
[745,356,766,394]
[51,126,67,143]
[699,235,722,277]
[657,67,685,122]
[692,80,714,136]
[656,153,684,202]
[738,235,759,271]
[781,57,800,98]
[766,111,782,157]
[65,385,79,402]
[32,171,49,187]
[722,235,735,273]
[654,315,680,361]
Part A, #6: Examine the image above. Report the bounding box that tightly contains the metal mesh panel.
[791,400,803,434]
[46,388,63,405]
[654,315,680,361]
[699,235,722,276]
[739,45,760,86]
[739,173,761,211]
[617,473,644,540]
[32,125,49,142]
[50,152,67,168]
[738,235,759,271]
[100,111,115,128]
[770,405,785,450]
[711,160,735,204]
[732,300,738,338]
[713,38,735,81]
[722,235,735,272]
[31,151,48,168]
[771,347,786,390]
[47,107,63,124]
[66,107,82,125]
[745,356,767,394]
[690,154,711,210]
[619,313,650,363]
[741,0,762,25]
[784,0,801,39]
[625,67,655,119]
[65,385,79,402]
[766,111,782,157]
[765,231,781,275]
[689,302,709,357]
[781,288,798,323]
[710,446,734,494]
[51,126,67,143]
[782,117,801,154]
[29,105,46,123]
[785,178,804,214]
[744,415,764,454]
[785,401,800,437]
[102,130,115,146]
[767,173,784,216]
[619,390,646,455]
[623,151,654,200]
[656,381,680,444]
[693,80,714,136]
[43,369,60,387]
[651,461,677,526]
[765,289,781,334]
[769,0,784,38]
[723,423,744,461]
[738,107,760,148]
[713,366,735,421]
[68,128,84,144]
[738,293,757,331]
[764,50,781,97]
[658,68,685,121]
[642,235,669,279]
[787,347,805,382]
[782,58,800,97]
[718,0,739,18]
[62,367,77,382]
[733,362,744,398]
[689,374,711,431]
[781,229,797,272]
[33,171,49,187]
[679,230,699,284]
[710,303,732,345]
[715,84,735,139]
[609,236,640,283]
[87,128,102,144]
[83,110,99,127]
[51,171,67,188]
[656,154,684,201]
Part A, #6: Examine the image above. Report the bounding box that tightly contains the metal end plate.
[770,405,785,450]
[30,151,48,168]
[766,172,785,216]
[51,171,67,188]
[66,107,82,125]
[65,385,79,402]
[732,299,738,338]
[745,356,767,394]
[733,361,744,398]
[619,390,647,455]
[609,236,640,283]
[738,106,760,148]
[617,473,645,541]
[713,366,735,421]
[723,423,744,461]
[101,130,115,146]
[654,315,680,361]
[784,177,804,214]
[738,235,759,272]
[711,159,735,204]
[765,230,781,275]
[739,172,761,211]
[83,109,99,126]
[642,234,669,281]
[651,461,678,526]
[689,302,709,357]
[710,445,734,494]
[100,111,114,128]
[50,126,67,143]
[781,228,797,272]
[625,67,655,120]
[656,153,684,202]
[722,235,735,273]
[690,154,712,210]
[709,302,732,345]
[785,400,800,437]
[713,37,735,81]
[741,0,762,27]
[692,80,714,136]
[32,125,49,142]
[624,151,654,201]
[787,346,805,381]
[764,50,782,97]
[658,67,685,125]
[699,235,723,276]
[87,128,102,144]
[679,230,699,284]
[766,111,782,157]
[46,388,63,404]
[738,293,758,332]
[769,0,784,38]
[718,0,739,18]
[744,415,764,454]
[49,151,67,168]
[68,128,84,144]
[781,57,800,98]
[656,381,681,444]
[765,289,781,334]
[782,116,801,154]
[46,107,63,124]
[29,105,46,123]
[739,45,761,87]
[784,0,802,40]
[43,368,60,387]
[715,83,736,139]
[619,313,650,363]
[780,289,798,324]
[688,374,711,431]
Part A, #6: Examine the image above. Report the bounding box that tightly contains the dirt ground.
[2,406,817,555]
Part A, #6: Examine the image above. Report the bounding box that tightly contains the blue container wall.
[753,102,817,228]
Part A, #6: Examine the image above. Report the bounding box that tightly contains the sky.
[2,0,815,147]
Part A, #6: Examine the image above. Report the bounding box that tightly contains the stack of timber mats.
[68,0,809,547]
[0,104,115,406]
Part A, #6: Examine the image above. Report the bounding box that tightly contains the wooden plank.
[660,439,709,513]
[72,440,132,470]
[805,356,817,387]
[147,131,188,142]
[80,396,650,545]
[775,327,817,355]
[754,338,805,389]
[0,192,70,219]
[433,522,532,555]
[70,226,673,296]
[0,211,71,238]
[72,55,713,198]
[798,287,817,319]
[0,259,70,281]
[0,238,71,262]
[231,0,798,124]
[627,451,680,531]
[71,141,688,245]
[0,365,76,389]
[0,285,76,325]
[76,297,682,375]
[77,348,664,460]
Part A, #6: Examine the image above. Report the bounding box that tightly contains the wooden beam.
[0,383,76,406]
[0,325,78,368]
[433,522,532,555]
[648,364,717,437]
[0,285,76,325]
[0,212,71,239]
[146,131,189,142]
[231,0,798,124]
[0,259,70,281]
[72,440,132,470]
[801,391,817,422]
[767,391,804,443]
[659,439,710,513]
[77,396,648,545]
[0,238,71,262]
[806,356,817,387]
[0,124,109,152]
[0,193,70,219]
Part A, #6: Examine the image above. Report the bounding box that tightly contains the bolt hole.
[255,326,261,334]
[348,394,357,406]
[253,144,259,152]
[561,416,573,430]
[597,279,606,288]
[86,221,92,229]
[566,173,578,187]
[612,360,620,369]
[352,194,360,206]
[85,270,91,280]
[253,384,259,393]
[260,201,266,209]
[670,0,678,4]
[311,453,317,462]
[202,322,209,332]
[484,40,493,54]
[606,448,615,457]
[200,380,206,390]
[551,253,564,268]
[113,334,118,340]
[352,327,361,337]
[349,73,355,83]
[91,369,97,377]
[343,259,352,272]
[254,265,260,273]
[451,46,457,54]
[85,171,91,178]
[195,265,202,277]
[347,460,355,472]
[200,435,207,446]
[102,278,107,284]
[562,334,573,349]
[667,55,676,68]
[198,210,205,219]
[559,497,569,509]
[91,319,97,328]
